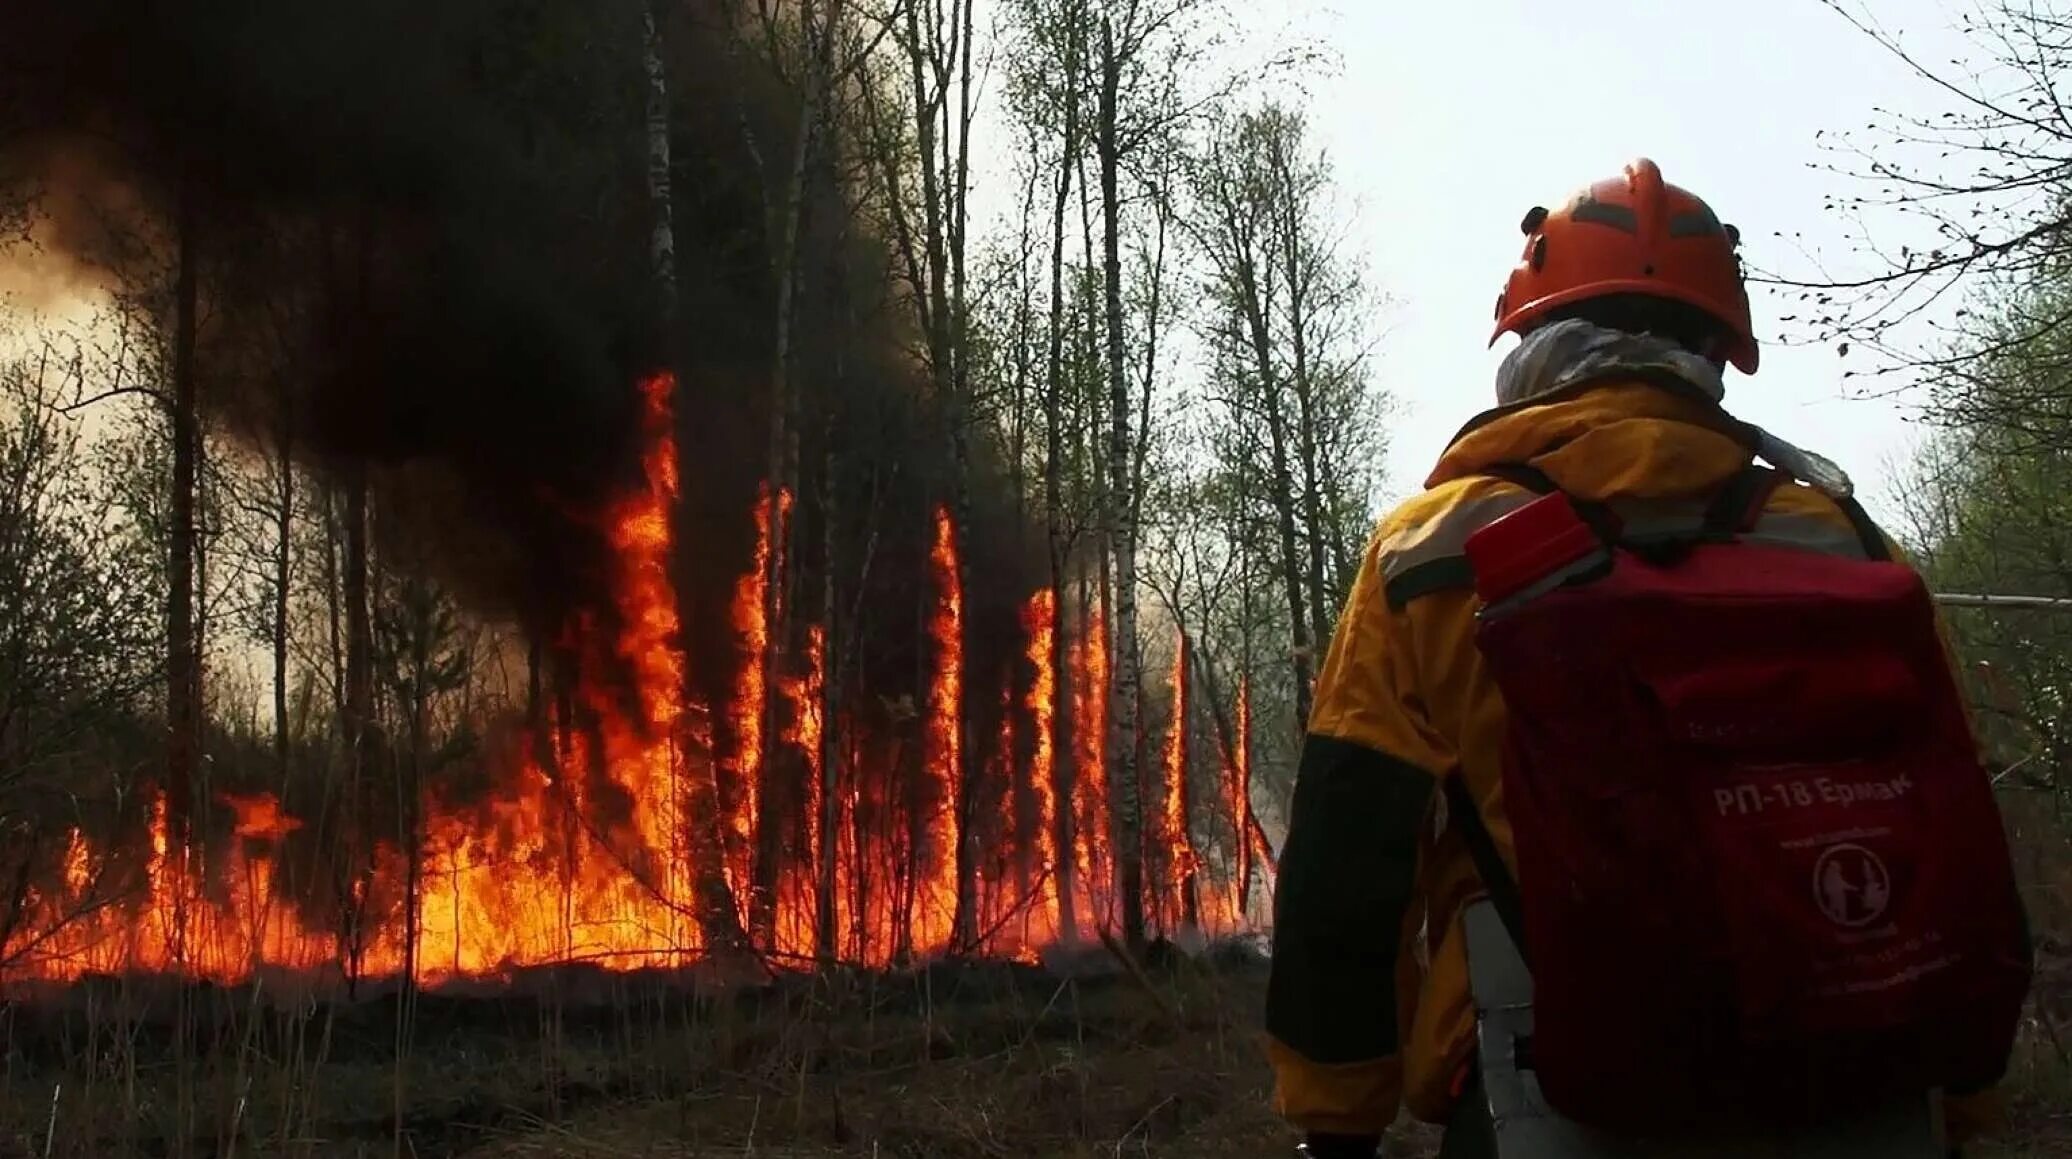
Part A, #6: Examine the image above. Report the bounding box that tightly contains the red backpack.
[1449,463,2033,1131]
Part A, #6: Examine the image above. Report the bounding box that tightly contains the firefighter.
[1263,159,2009,1159]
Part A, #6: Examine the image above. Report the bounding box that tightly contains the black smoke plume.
[0,0,1036,674]
[0,0,668,633]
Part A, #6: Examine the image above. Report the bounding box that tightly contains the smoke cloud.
[0,0,1041,720]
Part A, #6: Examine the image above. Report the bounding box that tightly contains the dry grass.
[451,957,1308,1159]
[0,942,2065,1158]
[0,951,1307,1158]
[449,956,2072,1159]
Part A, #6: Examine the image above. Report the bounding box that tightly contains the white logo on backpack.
[1814,842,1892,928]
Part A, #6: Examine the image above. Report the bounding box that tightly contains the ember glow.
[0,375,1259,991]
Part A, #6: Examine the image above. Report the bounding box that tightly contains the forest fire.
[0,375,1261,993]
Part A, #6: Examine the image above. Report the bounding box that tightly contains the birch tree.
[1088,0,1228,950]
[649,0,749,953]
[1005,0,1092,943]
[1187,102,1386,817]
[858,0,984,951]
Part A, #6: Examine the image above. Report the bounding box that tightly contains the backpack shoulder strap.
[1701,464,1785,537]
[1706,463,1894,563]
[1444,773,1530,968]
[1479,462,1560,496]
[1834,493,1894,562]
[1383,462,1809,611]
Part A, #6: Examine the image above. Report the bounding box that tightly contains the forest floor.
[0,940,2064,1158]
[448,947,2072,1159]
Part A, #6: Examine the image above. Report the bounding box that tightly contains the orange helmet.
[1490,158,1758,375]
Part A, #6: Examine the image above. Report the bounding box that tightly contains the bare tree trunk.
[644,3,678,327]
[273,401,293,789]
[161,198,203,1144]
[1129,170,1170,536]
[167,186,200,848]
[1010,128,1041,512]
[1233,442,1258,911]
[527,634,550,776]
[1041,5,1082,944]
[893,0,980,954]
[1074,144,1118,929]
[340,459,373,983]
[193,421,213,817]
[342,478,372,765]
[1174,632,1198,932]
[750,0,825,950]
[393,579,426,1149]
[647,1,745,952]
[1195,132,1315,733]
[814,413,841,962]
[1190,642,1237,866]
[324,488,345,729]
[1325,513,1357,611]
[1234,266,1312,730]
[899,584,926,964]
[944,0,980,958]
[1236,675,1257,908]
[1270,132,1335,656]
[1185,635,1260,918]
[1096,15,1145,952]
[402,596,430,987]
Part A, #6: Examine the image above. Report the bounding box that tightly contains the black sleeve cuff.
[1267,734,1435,1063]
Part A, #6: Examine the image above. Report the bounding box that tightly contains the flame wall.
[0,375,1260,989]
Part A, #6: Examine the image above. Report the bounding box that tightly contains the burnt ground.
[0,940,2063,1159]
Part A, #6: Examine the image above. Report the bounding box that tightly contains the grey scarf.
[1492,319,1854,498]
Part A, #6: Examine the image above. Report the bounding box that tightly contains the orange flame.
[776,623,825,955]
[727,484,775,904]
[0,374,1266,990]
[1160,630,1194,933]
[1071,596,1111,931]
[1019,590,1058,940]
[919,506,962,951]
[223,793,302,841]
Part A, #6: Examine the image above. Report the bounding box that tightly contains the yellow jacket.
[1264,379,2005,1143]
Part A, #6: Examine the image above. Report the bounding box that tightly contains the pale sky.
[970,0,1983,530]
[8,0,1983,537]
[1297,0,1975,528]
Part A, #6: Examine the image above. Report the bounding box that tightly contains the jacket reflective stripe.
[1376,489,1536,586]
[1379,487,1877,609]
[1742,510,1881,559]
